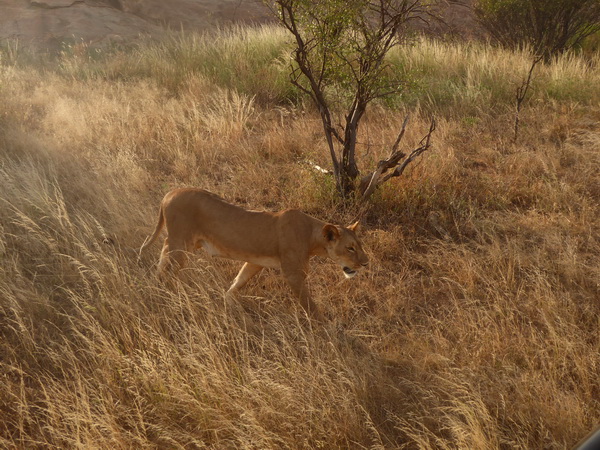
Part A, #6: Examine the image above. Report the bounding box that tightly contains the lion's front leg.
[227,262,263,293]
[281,264,323,321]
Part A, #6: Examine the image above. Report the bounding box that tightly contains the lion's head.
[322,222,369,278]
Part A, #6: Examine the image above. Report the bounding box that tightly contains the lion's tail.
[139,204,165,256]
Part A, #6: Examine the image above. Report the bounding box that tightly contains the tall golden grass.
[1,27,599,448]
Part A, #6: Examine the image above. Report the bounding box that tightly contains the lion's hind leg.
[224,263,263,329]
[157,237,189,281]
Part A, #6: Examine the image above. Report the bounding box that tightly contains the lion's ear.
[323,224,340,242]
[348,221,361,233]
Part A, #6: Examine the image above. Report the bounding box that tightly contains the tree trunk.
[339,99,366,197]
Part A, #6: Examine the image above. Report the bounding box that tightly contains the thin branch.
[330,125,345,145]
[389,115,410,157]
[514,54,542,142]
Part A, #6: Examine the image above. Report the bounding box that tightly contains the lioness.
[139,188,368,319]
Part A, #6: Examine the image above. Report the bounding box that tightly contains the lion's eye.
[347,247,356,253]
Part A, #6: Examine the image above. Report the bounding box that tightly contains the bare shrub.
[474,0,600,60]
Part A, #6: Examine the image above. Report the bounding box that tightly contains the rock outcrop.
[0,0,272,49]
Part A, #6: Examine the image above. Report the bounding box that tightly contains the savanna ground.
[0,26,599,448]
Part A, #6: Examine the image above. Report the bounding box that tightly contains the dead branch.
[304,160,333,175]
[382,117,436,182]
[359,117,436,204]
[358,115,410,201]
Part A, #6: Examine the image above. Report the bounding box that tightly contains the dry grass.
[1,27,599,448]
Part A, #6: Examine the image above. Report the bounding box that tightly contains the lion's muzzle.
[343,267,357,278]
